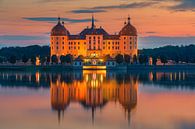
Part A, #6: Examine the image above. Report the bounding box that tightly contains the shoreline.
[0,64,195,72]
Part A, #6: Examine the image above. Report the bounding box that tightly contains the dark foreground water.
[0,70,195,129]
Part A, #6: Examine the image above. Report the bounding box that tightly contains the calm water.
[0,70,195,129]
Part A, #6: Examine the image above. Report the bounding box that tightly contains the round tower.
[50,17,70,60]
[119,16,138,57]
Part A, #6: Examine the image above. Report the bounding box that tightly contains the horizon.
[1,0,195,48]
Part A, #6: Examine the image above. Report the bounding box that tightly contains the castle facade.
[50,16,138,59]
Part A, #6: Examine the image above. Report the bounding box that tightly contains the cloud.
[168,0,195,12]
[70,9,107,14]
[90,1,158,10]
[23,17,92,23]
[145,31,157,34]
[0,35,47,41]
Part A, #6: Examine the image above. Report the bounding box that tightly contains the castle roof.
[51,17,70,36]
[119,17,137,36]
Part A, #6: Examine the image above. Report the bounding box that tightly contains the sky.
[0,0,195,49]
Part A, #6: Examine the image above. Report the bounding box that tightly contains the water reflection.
[0,70,195,128]
[50,70,138,124]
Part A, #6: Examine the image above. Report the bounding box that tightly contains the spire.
[58,17,61,23]
[91,14,95,29]
[127,15,131,24]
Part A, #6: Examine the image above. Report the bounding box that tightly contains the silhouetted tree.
[60,55,66,64]
[139,55,147,65]
[46,56,50,64]
[115,54,124,64]
[51,55,58,64]
[124,54,130,64]
[30,56,36,65]
[160,55,168,65]
[22,55,28,64]
[133,55,138,64]
[65,54,73,64]
[0,57,3,64]
[9,56,16,64]
[40,56,46,65]
[152,56,157,65]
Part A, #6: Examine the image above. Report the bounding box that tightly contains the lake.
[0,70,195,129]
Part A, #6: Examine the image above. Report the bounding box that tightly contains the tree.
[9,56,16,64]
[65,54,73,64]
[60,55,66,64]
[103,54,111,62]
[30,56,36,65]
[0,57,3,64]
[152,56,157,65]
[78,55,84,60]
[22,55,28,64]
[133,55,138,64]
[138,55,147,65]
[40,56,46,65]
[51,55,58,64]
[160,55,168,65]
[46,56,50,64]
[124,54,130,64]
[115,54,124,64]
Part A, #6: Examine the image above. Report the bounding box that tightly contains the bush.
[115,54,124,64]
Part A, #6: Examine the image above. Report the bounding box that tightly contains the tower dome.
[51,17,70,36]
[119,16,137,36]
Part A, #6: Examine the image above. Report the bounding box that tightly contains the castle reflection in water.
[50,70,138,123]
[0,70,195,124]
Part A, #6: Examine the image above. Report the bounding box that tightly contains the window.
[69,42,70,45]
[78,46,80,50]
[112,42,114,45]
[108,47,110,50]
[62,42,64,45]
[124,42,126,44]
[130,46,132,49]
[103,47,105,49]
[74,42,76,45]
[84,42,86,45]
[74,46,76,49]
[62,46,64,49]
[112,46,114,50]
[56,46,58,50]
[94,46,96,50]
[108,42,110,45]
[56,37,58,40]
[69,47,71,49]
[62,37,64,40]
[124,37,126,39]
[56,42,58,45]
[103,42,105,45]
[124,46,126,49]
[78,42,80,45]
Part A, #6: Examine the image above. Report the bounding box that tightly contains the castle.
[50,15,138,60]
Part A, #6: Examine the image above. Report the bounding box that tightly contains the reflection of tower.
[118,78,138,126]
[50,79,70,123]
[84,71,106,124]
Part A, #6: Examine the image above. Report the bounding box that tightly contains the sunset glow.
[1,0,195,48]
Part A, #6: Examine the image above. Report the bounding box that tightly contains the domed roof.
[51,17,70,36]
[119,17,137,36]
